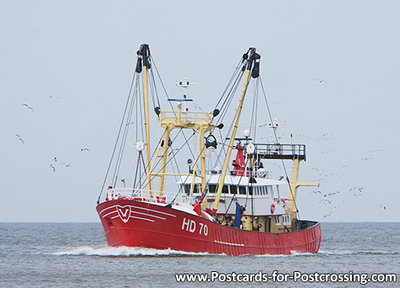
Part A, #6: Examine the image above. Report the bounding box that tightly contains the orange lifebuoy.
[270,204,275,214]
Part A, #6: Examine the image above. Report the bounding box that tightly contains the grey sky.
[1,1,399,222]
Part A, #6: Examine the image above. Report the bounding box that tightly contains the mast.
[212,48,260,213]
[138,44,152,194]
[287,157,319,225]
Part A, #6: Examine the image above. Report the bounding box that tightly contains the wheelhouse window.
[239,186,246,195]
[184,184,201,194]
[184,184,190,195]
[222,185,229,194]
[282,215,291,226]
[208,184,216,193]
[262,186,267,195]
[230,185,237,194]
[194,184,200,193]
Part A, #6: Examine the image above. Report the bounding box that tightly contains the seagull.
[50,164,56,172]
[15,134,25,144]
[361,157,372,161]
[121,179,126,188]
[61,161,70,168]
[81,148,90,152]
[22,103,34,111]
[379,204,387,210]
[323,192,339,197]
[323,211,334,218]
[314,78,325,83]
[49,96,60,100]
[53,157,57,162]
[318,133,334,141]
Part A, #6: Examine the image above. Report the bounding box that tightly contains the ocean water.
[0,222,399,287]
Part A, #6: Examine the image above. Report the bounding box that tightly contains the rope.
[137,129,196,191]
[259,77,300,217]
[151,55,176,115]
[97,69,138,204]
[112,74,138,187]
[214,58,244,109]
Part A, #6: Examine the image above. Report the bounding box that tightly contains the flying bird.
[61,161,70,168]
[81,148,90,152]
[15,134,25,144]
[50,164,56,172]
[22,103,34,111]
[323,210,334,219]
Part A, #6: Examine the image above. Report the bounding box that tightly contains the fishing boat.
[96,44,321,255]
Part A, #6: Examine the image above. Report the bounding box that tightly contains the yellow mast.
[212,48,259,213]
[287,158,319,221]
[139,44,152,195]
[157,128,171,195]
[199,127,208,209]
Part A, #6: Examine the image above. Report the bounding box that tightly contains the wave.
[257,250,399,257]
[255,251,315,258]
[52,246,399,257]
[318,250,399,256]
[52,246,213,257]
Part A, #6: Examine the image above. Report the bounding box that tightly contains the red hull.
[96,199,321,256]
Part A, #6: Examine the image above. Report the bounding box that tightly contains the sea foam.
[52,246,212,257]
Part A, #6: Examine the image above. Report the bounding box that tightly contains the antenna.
[175,78,196,111]
[176,78,196,99]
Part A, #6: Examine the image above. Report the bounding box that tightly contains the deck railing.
[160,111,212,122]
[106,187,194,204]
[255,143,306,160]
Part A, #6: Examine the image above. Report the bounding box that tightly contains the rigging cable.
[214,58,245,110]
[259,77,300,218]
[212,70,245,171]
[137,128,195,191]
[112,74,139,187]
[97,68,138,204]
[151,56,197,162]
[249,78,260,142]
[148,66,161,113]
[141,131,197,200]
[150,55,175,115]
